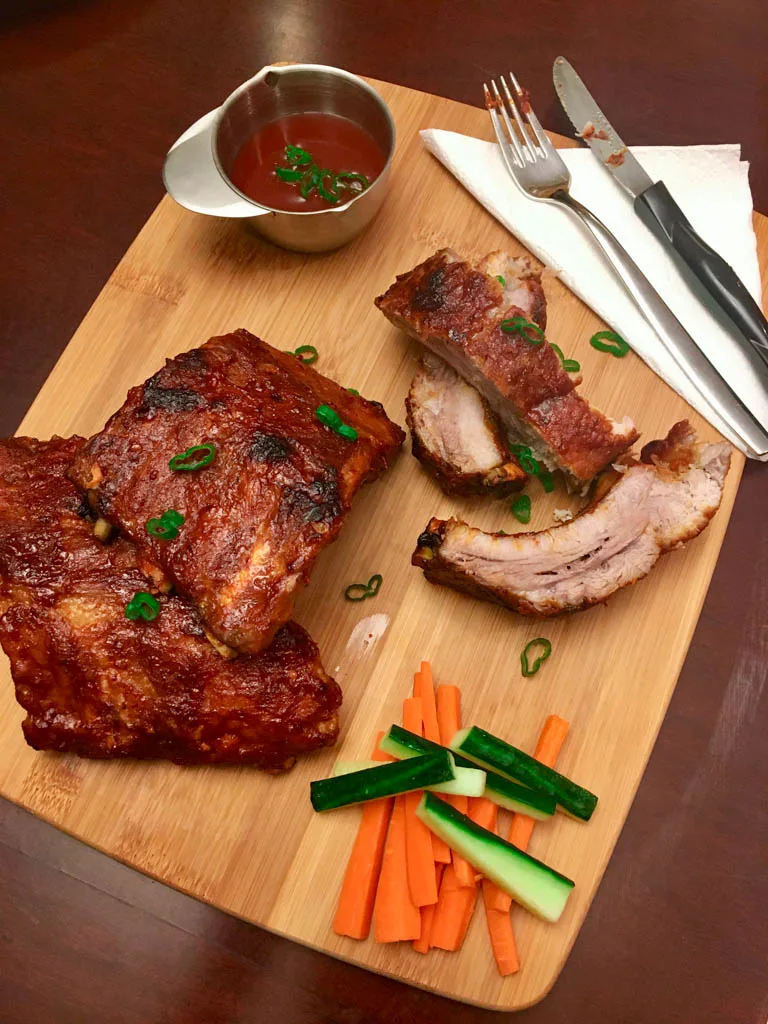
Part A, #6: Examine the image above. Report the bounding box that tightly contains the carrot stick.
[333,734,394,940]
[486,715,570,916]
[469,796,498,832]
[429,862,478,951]
[414,663,451,863]
[533,714,570,764]
[412,864,444,953]
[402,698,439,908]
[436,684,461,746]
[436,685,474,887]
[413,662,440,742]
[373,795,421,942]
[481,887,520,976]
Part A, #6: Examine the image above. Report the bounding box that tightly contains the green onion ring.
[521,637,552,677]
[146,509,185,540]
[501,315,545,346]
[344,573,383,602]
[589,330,630,357]
[125,591,160,622]
[168,443,216,472]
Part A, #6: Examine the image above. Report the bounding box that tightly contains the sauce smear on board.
[229,112,387,212]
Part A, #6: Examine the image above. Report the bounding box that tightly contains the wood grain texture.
[0,76,757,1010]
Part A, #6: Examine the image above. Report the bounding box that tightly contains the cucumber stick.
[379,724,556,820]
[310,751,455,812]
[332,759,486,797]
[416,792,574,922]
[452,726,598,822]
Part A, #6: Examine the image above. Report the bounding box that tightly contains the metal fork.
[485,73,768,459]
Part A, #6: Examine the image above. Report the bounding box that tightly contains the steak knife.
[552,57,768,369]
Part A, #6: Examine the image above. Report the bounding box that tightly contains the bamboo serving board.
[1,76,764,1012]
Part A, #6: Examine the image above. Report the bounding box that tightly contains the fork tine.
[486,79,527,167]
[507,70,552,153]
[484,84,524,175]
[499,75,537,161]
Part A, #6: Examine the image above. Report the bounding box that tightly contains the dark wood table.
[1,3,766,1021]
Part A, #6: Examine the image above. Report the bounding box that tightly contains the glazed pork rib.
[377,248,637,485]
[0,436,341,769]
[412,422,730,616]
[405,254,546,496]
[69,330,405,655]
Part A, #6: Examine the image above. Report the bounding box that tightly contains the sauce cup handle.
[162,109,266,219]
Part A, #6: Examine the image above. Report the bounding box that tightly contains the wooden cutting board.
[1,76,764,1011]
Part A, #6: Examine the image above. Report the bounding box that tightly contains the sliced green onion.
[316,169,341,204]
[496,275,506,286]
[277,147,368,207]
[146,509,185,540]
[501,315,545,346]
[316,405,356,440]
[346,388,360,396]
[521,637,552,677]
[344,573,383,602]
[335,171,370,192]
[549,343,581,373]
[316,404,342,428]
[275,167,304,182]
[589,330,630,357]
[300,166,322,198]
[539,471,555,493]
[168,443,216,472]
[336,423,358,442]
[286,344,318,365]
[285,144,312,166]
[510,444,540,476]
[511,494,531,524]
[125,591,160,622]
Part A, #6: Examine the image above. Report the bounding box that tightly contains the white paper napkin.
[421,129,767,456]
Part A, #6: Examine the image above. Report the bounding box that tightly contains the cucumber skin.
[454,726,598,822]
[417,792,574,923]
[311,751,454,812]
[333,760,486,797]
[380,725,556,820]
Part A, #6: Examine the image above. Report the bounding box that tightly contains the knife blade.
[552,56,768,369]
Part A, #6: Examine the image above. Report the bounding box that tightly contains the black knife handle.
[634,180,768,357]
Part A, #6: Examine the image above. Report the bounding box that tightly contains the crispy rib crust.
[0,437,341,769]
[412,422,730,617]
[68,330,405,654]
[376,249,637,483]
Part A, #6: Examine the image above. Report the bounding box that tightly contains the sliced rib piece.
[0,436,341,770]
[412,422,730,616]
[405,253,545,497]
[68,330,405,654]
[376,248,637,485]
[406,353,527,496]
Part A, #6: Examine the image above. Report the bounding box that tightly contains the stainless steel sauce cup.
[163,64,395,253]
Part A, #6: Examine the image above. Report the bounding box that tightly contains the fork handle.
[635,181,768,367]
[552,189,768,458]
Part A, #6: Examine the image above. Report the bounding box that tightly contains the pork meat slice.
[405,254,544,496]
[411,421,730,616]
[407,353,527,496]
[376,248,637,485]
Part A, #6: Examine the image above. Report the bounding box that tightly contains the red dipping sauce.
[228,112,387,213]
